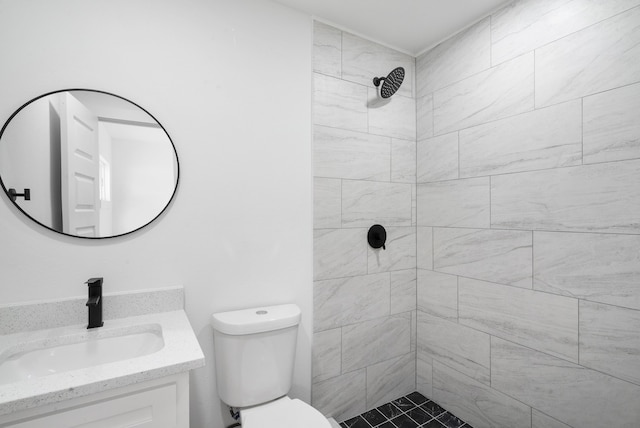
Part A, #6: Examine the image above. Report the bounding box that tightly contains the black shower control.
[368,224,387,250]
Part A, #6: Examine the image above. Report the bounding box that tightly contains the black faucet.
[86,277,104,329]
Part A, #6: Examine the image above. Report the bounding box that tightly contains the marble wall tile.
[417,178,490,228]
[417,132,459,183]
[342,32,415,98]
[368,226,416,273]
[368,90,417,140]
[417,227,433,270]
[314,228,367,280]
[491,160,640,234]
[314,125,390,181]
[459,100,582,178]
[535,6,640,108]
[459,277,579,362]
[312,328,342,383]
[313,21,341,77]
[342,313,411,372]
[314,273,390,331]
[531,410,572,428]
[342,180,412,227]
[417,311,491,384]
[391,139,416,183]
[433,53,534,135]
[417,270,458,322]
[433,228,533,288]
[491,337,640,428]
[417,17,491,97]
[312,369,366,422]
[366,353,416,409]
[433,361,532,428]
[390,269,417,314]
[416,354,433,398]
[584,82,640,164]
[533,231,640,311]
[579,301,640,386]
[314,73,368,132]
[314,178,341,229]
[417,94,434,141]
[491,0,640,65]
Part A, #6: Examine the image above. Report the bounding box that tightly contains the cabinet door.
[9,384,176,428]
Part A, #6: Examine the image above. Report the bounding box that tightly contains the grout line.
[317,223,640,239]
[381,154,640,185]
[315,177,413,191]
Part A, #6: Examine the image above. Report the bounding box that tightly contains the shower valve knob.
[368,224,387,250]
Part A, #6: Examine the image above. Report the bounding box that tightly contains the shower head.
[373,67,405,98]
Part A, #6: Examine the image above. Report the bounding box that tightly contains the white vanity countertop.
[0,310,205,416]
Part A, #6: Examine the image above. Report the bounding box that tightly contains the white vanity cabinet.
[0,295,204,428]
[0,372,189,428]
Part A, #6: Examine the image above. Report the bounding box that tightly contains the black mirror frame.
[0,88,180,239]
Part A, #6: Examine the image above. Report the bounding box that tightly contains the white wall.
[0,1,313,427]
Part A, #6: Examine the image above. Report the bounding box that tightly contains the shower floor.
[339,392,473,428]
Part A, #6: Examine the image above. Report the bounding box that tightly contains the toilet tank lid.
[211,303,301,335]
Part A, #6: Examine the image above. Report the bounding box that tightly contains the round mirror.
[0,89,179,238]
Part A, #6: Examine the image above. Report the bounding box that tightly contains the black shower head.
[373,67,405,98]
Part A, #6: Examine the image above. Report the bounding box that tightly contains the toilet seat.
[241,396,331,428]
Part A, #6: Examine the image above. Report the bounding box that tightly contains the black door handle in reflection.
[8,188,30,202]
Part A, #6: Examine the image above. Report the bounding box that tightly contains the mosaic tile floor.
[339,392,473,428]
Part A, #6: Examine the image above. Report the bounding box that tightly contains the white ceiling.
[271,0,512,56]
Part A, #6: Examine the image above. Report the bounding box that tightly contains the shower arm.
[373,76,386,87]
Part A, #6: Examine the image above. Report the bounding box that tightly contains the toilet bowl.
[241,396,330,428]
[211,304,331,428]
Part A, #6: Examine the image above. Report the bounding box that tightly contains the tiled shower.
[312,1,640,427]
[312,20,418,418]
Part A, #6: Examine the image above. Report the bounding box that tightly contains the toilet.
[211,303,332,428]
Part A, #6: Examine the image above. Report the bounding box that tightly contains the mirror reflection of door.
[0,90,178,238]
[60,92,100,237]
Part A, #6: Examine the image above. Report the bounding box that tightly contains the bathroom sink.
[0,324,164,385]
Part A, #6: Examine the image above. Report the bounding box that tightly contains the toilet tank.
[211,304,301,407]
